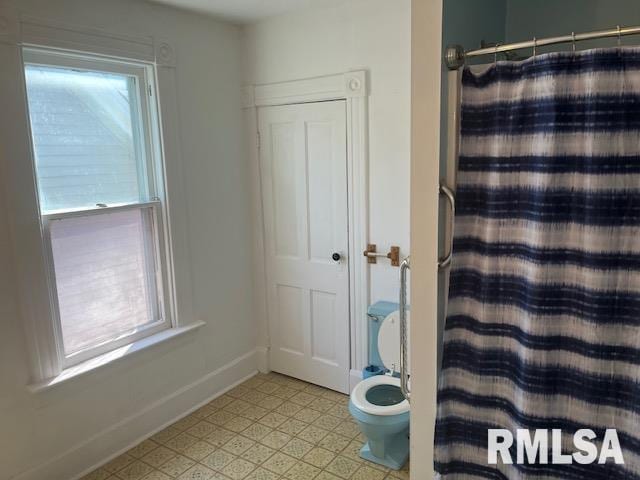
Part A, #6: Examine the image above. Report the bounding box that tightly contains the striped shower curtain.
[435,48,640,480]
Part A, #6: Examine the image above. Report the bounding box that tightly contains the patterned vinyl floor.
[81,372,410,480]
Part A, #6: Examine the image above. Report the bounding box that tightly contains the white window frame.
[22,47,178,370]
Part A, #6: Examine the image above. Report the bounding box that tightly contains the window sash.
[41,202,172,368]
[23,48,159,212]
[22,48,176,371]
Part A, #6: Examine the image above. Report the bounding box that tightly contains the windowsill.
[28,321,206,393]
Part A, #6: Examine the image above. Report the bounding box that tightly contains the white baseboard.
[349,368,363,393]
[255,346,270,373]
[15,349,260,480]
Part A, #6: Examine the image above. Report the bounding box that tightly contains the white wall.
[0,1,256,479]
[241,0,411,368]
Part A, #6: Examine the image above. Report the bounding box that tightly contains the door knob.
[332,252,341,262]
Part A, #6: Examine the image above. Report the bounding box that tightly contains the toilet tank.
[366,301,400,370]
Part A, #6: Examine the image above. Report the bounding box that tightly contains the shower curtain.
[435,48,640,480]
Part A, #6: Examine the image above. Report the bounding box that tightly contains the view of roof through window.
[24,65,145,213]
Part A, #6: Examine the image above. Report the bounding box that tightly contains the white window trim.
[27,320,206,393]
[24,47,179,371]
[0,16,198,388]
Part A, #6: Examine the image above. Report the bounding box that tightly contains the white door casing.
[258,101,350,393]
[410,0,443,477]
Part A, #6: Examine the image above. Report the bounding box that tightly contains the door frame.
[243,70,369,391]
[410,0,443,477]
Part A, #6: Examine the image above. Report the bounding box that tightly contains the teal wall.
[444,0,507,51]
[438,0,507,369]
[505,0,640,50]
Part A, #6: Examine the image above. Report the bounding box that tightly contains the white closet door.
[259,100,350,393]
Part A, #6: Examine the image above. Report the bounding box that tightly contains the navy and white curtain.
[435,48,640,479]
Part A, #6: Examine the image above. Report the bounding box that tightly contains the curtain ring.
[617,25,622,46]
[571,32,576,52]
[533,36,537,57]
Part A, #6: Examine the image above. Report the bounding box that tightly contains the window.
[23,48,174,367]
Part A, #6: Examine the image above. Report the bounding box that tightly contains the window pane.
[49,208,161,355]
[24,65,146,213]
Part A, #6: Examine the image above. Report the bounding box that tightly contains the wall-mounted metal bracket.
[445,44,465,70]
[363,244,400,267]
[388,246,400,267]
[363,244,378,264]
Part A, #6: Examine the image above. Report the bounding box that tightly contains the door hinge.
[148,84,153,97]
[257,131,261,150]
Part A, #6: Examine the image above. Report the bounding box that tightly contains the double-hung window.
[23,48,174,368]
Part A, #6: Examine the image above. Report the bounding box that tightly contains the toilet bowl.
[349,310,410,470]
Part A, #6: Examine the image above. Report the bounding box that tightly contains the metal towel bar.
[438,184,455,269]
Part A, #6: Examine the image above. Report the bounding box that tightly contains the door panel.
[310,289,337,364]
[270,122,300,258]
[276,284,305,355]
[307,121,336,263]
[259,101,349,393]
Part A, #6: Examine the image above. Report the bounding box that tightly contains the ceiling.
[148,0,348,24]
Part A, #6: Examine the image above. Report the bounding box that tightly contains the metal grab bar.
[399,256,410,402]
[438,184,455,269]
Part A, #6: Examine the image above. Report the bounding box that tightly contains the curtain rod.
[445,24,640,70]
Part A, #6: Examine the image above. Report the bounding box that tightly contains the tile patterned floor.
[82,372,410,480]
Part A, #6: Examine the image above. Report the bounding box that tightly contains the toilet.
[349,310,410,470]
